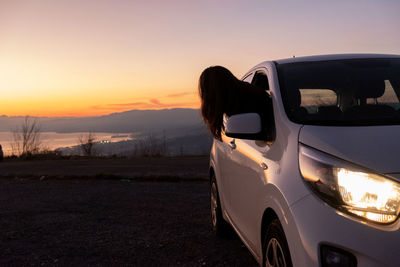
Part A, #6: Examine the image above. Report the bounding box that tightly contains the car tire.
[210,175,231,237]
[263,219,293,267]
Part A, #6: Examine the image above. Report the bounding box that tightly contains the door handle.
[229,140,236,149]
[260,162,268,170]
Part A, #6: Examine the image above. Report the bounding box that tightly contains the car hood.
[299,125,400,174]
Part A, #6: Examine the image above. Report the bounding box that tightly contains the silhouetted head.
[198,66,240,140]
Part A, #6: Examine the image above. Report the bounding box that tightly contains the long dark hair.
[198,66,241,140]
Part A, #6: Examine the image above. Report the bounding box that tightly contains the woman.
[198,66,274,141]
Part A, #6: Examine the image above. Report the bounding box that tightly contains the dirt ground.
[0,156,209,181]
[0,158,259,266]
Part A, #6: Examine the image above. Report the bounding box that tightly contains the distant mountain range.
[0,108,203,134]
[0,108,213,155]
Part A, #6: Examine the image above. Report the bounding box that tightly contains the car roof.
[245,54,400,78]
[273,53,400,64]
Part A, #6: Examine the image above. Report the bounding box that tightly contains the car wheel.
[210,175,230,237]
[263,219,292,267]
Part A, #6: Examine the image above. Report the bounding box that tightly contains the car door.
[227,69,275,251]
[217,72,255,217]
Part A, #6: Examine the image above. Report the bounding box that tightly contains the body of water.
[0,132,132,156]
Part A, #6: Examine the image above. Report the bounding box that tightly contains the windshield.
[276,58,400,126]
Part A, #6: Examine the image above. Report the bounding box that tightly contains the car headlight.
[299,144,400,224]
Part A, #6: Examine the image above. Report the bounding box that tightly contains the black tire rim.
[265,237,287,267]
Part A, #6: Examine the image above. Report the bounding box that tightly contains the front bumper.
[289,193,400,267]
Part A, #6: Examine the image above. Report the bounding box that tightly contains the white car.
[209,54,400,267]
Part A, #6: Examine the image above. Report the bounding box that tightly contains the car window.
[242,72,254,83]
[277,58,400,126]
[252,71,270,91]
[372,80,400,109]
[300,89,337,114]
[251,70,275,141]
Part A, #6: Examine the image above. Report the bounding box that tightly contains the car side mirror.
[225,113,264,140]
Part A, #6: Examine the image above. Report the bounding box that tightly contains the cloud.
[108,102,148,107]
[150,99,162,105]
[92,101,197,111]
[166,92,194,98]
[90,95,200,114]
[91,102,154,110]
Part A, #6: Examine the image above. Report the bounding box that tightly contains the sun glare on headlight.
[349,210,397,224]
[299,144,400,224]
[337,169,399,209]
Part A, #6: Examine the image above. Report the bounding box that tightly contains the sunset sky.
[1,0,399,117]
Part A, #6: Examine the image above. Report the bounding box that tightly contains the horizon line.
[0,107,201,119]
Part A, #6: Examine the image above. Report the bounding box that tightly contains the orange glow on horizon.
[1,92,200,117]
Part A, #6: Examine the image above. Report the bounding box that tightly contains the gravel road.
[0,179,258,266]
[0,156,210,180]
